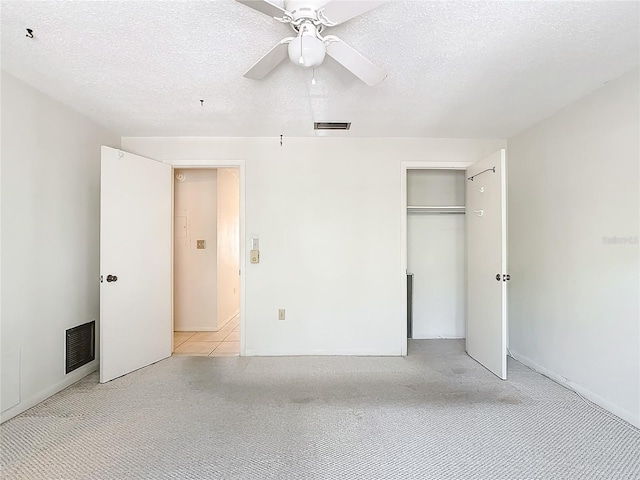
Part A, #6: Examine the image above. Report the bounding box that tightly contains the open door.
[100,147,172,383]
[466,149,507,379]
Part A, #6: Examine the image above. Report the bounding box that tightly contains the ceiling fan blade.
[235,0,289,18]
[320,0,387,25]
[325,37,387,86]
[244,40,291,79]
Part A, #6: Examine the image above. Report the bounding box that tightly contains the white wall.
[507,69,639,427]
[121,137,505,356]
[407,170,466,338]
[217,168,240,329]
[174,169,218,331]
[1,71,119,422]
[408,215,465,338]
[407,169,466,206]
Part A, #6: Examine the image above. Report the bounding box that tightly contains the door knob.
[106,274,118,282]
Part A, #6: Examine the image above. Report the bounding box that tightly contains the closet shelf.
[407,205,466,214]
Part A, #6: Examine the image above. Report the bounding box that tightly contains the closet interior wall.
[407,170,466,339]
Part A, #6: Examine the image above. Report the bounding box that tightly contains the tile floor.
[173,315,239,356]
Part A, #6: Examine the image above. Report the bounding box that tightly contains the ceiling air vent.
[314,122,351,131]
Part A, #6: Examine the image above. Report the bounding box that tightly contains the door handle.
[496,274,511,281]
[106,274,118,283]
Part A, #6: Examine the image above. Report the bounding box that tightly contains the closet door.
[466,149,507,379]
[100,146,172,383]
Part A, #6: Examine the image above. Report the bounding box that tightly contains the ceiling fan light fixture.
[287,24,325,68]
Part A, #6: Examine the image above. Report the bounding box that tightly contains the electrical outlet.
[278,309,285,320]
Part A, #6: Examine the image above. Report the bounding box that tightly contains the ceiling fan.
[236,0,388,86]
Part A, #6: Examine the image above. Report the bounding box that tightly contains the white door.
[100,147,172,383]
[466,149,507,379]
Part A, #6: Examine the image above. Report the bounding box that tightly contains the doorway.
[406,168,467,342]
[171,168,241,356]
[400,152,508,380]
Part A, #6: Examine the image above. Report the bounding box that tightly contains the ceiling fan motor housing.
[285,0,329,22]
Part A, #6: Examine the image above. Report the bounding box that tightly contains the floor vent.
[314,122,351,130]
[66,321,95,374]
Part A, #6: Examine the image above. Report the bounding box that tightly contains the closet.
[406,169,466,339]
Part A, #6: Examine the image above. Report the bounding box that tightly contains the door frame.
[400,161,473,356]
[170,159,246,356]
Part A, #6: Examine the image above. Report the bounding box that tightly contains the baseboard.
[411,335,465,340]
[509,351,639,429]
[1,360,98,424]
[175,310,239,333]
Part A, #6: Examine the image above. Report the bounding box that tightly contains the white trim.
[168,159,246,357]
[400,161,473,356]
[503,150,510,352]
[400,165,407,355]
[1,361,98,423]
[510,351,640,429]
[499,149,508,378]
[171,174,175,351]
[402,161,474,170]
[170,159,244,167]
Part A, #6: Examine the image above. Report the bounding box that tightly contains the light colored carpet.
[1,340,638,479]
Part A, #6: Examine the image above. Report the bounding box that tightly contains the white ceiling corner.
[1,0,638,138]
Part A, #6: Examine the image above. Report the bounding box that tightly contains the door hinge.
[100,275,103,283]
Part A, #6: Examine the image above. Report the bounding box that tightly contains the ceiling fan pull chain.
[298,31,304,64]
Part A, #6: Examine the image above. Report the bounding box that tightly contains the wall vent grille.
[66,321,95,374]
[314,122,351,130]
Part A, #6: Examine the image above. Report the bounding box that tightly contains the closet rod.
[467,166,495,181]
[407,206,466,214]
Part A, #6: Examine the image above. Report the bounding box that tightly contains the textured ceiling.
[1,1,638,137]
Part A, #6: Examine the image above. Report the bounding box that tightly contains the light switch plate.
[197,240,205,249]
[250,250,260,263]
